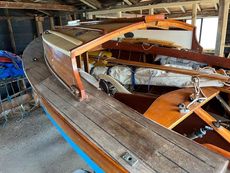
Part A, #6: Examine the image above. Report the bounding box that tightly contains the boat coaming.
[43,41,75,89]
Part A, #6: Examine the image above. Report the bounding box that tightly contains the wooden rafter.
[0,1,75,11]
[180,6,186,13]
[164,7,171,14]
[197,4,201,11]
[214,3,219,10]
[167,10,218,19]
[87,0,218,16]
[123,0,132,5]
[80,0,101,9]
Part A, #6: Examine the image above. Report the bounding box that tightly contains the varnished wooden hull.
[23,15,230,172]
[22,36,229,172]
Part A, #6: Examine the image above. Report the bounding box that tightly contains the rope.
[142,43,155,51]
[198,66,230,87]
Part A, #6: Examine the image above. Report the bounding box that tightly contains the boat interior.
[41,16,230,160]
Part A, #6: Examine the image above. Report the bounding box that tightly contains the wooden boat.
[23,15,230,172]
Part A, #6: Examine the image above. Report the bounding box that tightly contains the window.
[186,17,218,50]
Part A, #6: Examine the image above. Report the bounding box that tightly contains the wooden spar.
[90,57,230,82]
[102,40,230,69]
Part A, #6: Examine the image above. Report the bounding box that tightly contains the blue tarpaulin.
[0,50,24,80]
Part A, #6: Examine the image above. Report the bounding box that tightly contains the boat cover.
[91,65,224,88]
[0,51,24,80]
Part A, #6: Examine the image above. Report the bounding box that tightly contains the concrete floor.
[0,107,91,173]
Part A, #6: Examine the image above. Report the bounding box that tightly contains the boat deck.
[22,37,229,173]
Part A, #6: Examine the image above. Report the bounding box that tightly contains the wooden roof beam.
[168,10,218,19]
[164,7,171,14]
[87,0,218,15]
[0,1,75,11]
[214,3,219,10]
[197,4,201,11]
[123,0,133,5]
[80,0,101,9]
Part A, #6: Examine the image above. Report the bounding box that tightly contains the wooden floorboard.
[22,37,229,173]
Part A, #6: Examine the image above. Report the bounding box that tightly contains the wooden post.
[4,9,16,53]
[215,0,229,56]
[87,13,93,19]
[49,16,54,30]
[192,3,197,26]
[59,16,62,26]
[73,12,77,20]
[149,8,154,15]
[117,11,122,18]
[35,16,44,36]
[67,14,72,21]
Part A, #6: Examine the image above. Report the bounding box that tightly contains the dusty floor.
[0,107,91,173]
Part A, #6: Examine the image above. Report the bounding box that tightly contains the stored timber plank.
[23,38,229,173]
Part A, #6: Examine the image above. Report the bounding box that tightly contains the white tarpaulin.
[91,65,224,88]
